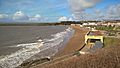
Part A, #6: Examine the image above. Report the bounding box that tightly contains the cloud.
[68,0,100,11]
[68,0,120,21]
[0,11,46,22]
[0,14,12,22]
[68,17,73,21]
[0,14,14,23]
[89,4,120,20]
[13,11,29,21]
[34,14,41,18]
[29,14,41,21]
[58,16,68,21]
[68,0,100,19]
[106,4,120,18]
[0,14,8,18]
[92,4,120,20]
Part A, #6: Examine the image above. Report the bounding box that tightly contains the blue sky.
[0,0,70,16]
[95,0,120,9]
[0,0,120,22]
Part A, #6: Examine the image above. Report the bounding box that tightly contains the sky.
[0,0,120,23]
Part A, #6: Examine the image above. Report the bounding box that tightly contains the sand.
[53,25,89,58]
[32,25,89,68]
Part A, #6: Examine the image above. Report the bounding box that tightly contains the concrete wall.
[85,35,104,44]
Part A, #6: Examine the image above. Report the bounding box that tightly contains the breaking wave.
[0,27,74,68]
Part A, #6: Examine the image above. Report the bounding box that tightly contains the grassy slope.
[104,37,120,47]
[40,37,120,68]
[43,44,120,68]
[39,26,120,68]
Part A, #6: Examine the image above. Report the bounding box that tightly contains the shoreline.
[18,25,89,68]
[0,25,70,68]
[32,25,89,68]
[53,25,89,58]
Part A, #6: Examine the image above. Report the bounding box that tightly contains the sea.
[0,25,74,68]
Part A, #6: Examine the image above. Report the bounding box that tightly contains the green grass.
[84,25,115,31]
[104,37,120,47]
[95,26,115,31]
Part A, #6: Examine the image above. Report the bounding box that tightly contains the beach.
[0,25,89,68]
[33,25,89,68]
[54,25,89,58]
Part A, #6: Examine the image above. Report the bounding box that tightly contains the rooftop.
[87,31,103,36]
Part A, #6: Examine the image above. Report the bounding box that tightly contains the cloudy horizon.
[0,0,120,23]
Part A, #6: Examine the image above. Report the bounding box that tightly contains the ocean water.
[0,26,74,68]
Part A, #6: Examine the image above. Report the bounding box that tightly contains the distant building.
[85,31,104,45]
[83,23,88,26]
[71,24,75,26]
[79,31,104,54]
[115,23,120,26]
[88,23,97,26]
[82,22,98,26]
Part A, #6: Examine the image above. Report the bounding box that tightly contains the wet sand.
[33,25,89,68]
[53,25,89,58]
[32,25,89,68]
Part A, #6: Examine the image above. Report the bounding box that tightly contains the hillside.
[42,44,120,68]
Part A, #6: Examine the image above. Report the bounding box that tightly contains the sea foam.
[0,27,74,68]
